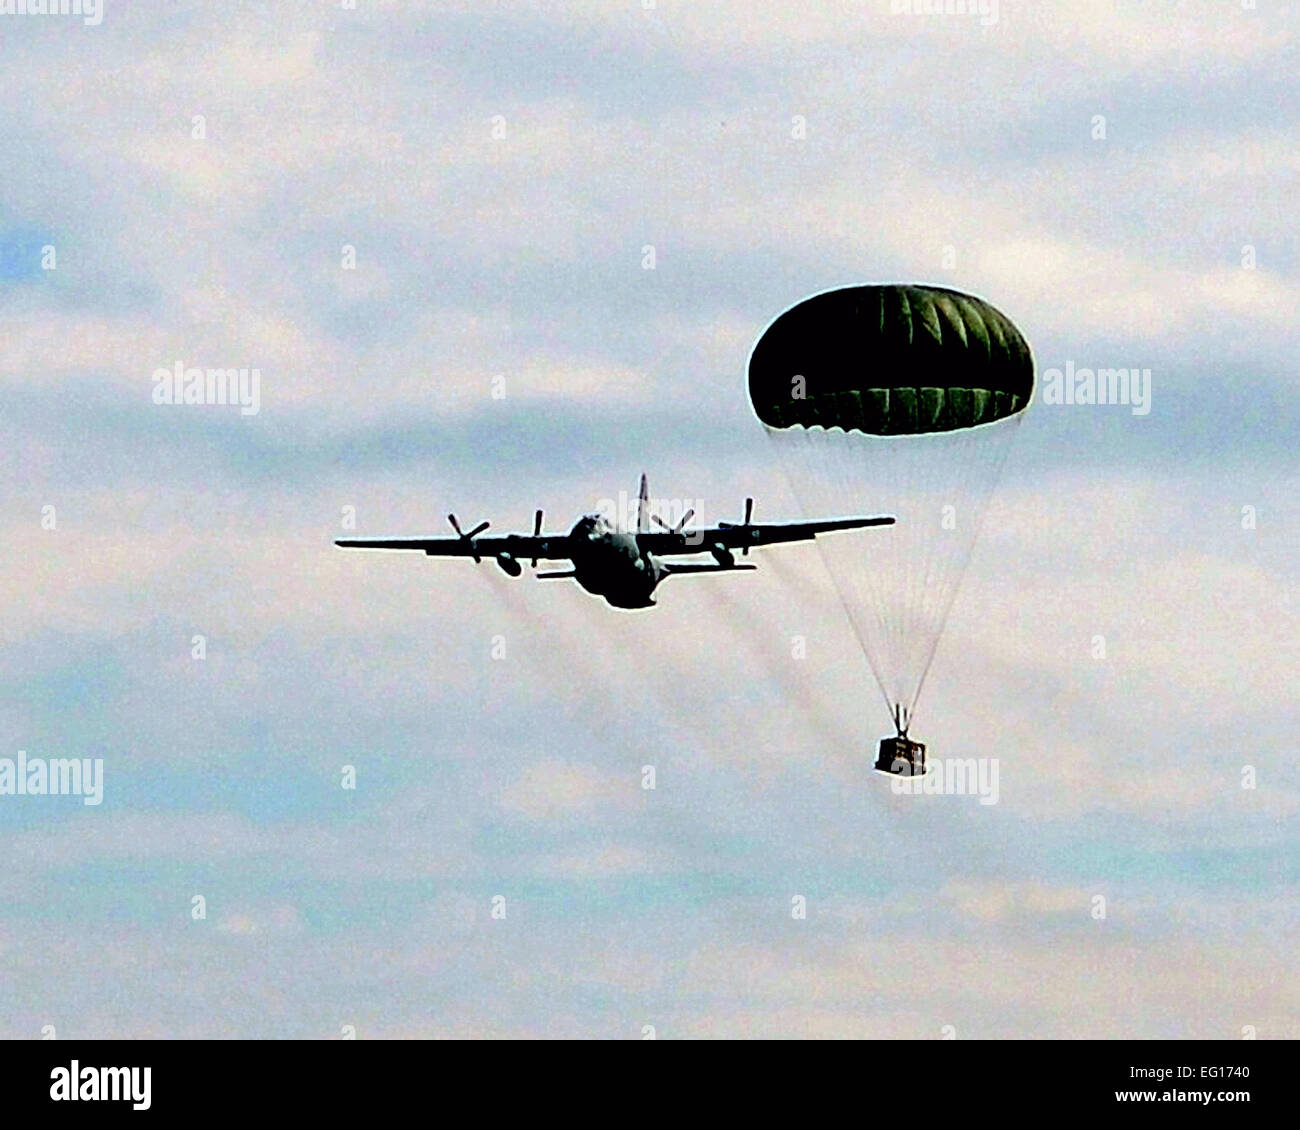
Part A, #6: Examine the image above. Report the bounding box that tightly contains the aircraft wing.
[638,515,894,557]
[335,535,569,561]
[663,562,758,575]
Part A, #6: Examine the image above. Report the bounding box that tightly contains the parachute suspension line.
[768,427,897,721]
[907,421,1019,719]
[767,413,1022,730]
[906,415,1022,715]
[893,703,910,737]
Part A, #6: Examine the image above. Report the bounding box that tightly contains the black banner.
[1,1039,1286,1118]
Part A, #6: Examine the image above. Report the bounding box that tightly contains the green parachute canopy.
[748,284,1033,435]
[749,283,1033,728]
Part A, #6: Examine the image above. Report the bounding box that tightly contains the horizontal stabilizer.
[664,563,758,576]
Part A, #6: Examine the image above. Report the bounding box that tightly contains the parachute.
[748,284,1033,743]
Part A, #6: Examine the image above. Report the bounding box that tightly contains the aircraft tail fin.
[636,473,649,535]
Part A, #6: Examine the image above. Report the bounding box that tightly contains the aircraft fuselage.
[567,515,664,608]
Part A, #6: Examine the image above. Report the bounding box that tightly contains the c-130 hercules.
[337,474,894,609]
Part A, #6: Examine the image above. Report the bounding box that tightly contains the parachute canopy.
[748,284,1033,435]
[748,284,1033,729]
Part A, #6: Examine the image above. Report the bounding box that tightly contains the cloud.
[499,759,634,820]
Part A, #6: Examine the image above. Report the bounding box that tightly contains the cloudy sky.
[1,0,1296,1038]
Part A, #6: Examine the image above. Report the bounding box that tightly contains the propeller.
[717,499,759,556]
[447,513,490,563]
[651,508,695,536]
[531,509,543,568]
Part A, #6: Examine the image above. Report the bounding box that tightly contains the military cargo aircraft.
[336,475,894,609]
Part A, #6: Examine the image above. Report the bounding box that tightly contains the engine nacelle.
[710,543,735,568]
[495,553,523,577]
